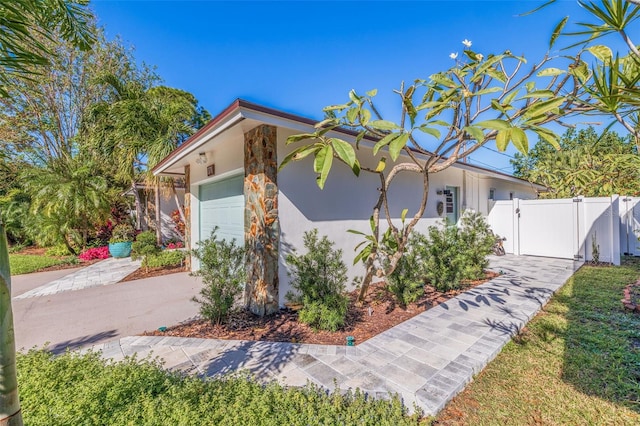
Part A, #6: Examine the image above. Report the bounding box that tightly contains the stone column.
[184,164,191,270]
[244,124,279,316]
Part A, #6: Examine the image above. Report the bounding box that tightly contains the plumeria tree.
[282,39,592,301]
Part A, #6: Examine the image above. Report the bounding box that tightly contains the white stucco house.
[152,99,544,311]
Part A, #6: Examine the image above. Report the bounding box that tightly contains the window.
[489,188,496,200]
[509,192,514,200]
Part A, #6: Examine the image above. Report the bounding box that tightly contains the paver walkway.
[15,257,141,299]
[90,255,580,416]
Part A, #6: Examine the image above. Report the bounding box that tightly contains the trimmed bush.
[143,250,185,268]
[17,349,421,424]
[286,229,349,331]
[191,229,245,324]
[131,230,160,260]
[424,210,495,291]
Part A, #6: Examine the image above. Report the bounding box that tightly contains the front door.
[445,186,459,224]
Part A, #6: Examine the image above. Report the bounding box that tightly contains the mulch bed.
[145,271,499,345]
[120,264,187,282]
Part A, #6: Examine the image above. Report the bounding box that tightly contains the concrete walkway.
[14,257,141,299]
[90,255,580,417]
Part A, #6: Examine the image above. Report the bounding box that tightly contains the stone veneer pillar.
[244,124,279,316]
[184,164,191,269]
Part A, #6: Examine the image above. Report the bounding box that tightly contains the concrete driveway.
[11,270,201,353]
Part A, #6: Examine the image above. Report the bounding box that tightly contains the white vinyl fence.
[620,197,640,256]
[487,195,621,265]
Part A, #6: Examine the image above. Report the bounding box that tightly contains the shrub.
[45,244,73,256]
[143,250,185,268]
[286,229,349,331]
[385,231,429,307]
[190,229,246,324]
[131,230,160,260]
[17,349,420,424]
[457,210,495,280]
[78,246,110,261]
[423,210,495,291]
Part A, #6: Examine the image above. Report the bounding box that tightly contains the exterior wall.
[138,188,186,242]
[276,128,539,306]
[188,133,244,270]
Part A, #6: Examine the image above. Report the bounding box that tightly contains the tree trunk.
[0,223,23,426]
[154,181,162,246]
[131,180,143,231]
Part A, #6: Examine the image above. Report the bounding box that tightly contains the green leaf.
[496,129,511,152]
[519,90,555,99]
[475,119,511,131]
[314,145,333,189]
[473,87,502,96]
[510,127,529,153]
[286,133,316,144]
[331,138,356,167]
[323,103,350,112]
[550,16,569,49]
[400,208,408,222]
[502,90,520,106]
[525,81,535,92]
[375,157,387,172]
[537,68,566,77]
[523,97,565,120]
[587,45,613,62]
[373,133,400,156]
[279,145,320,171]
[366,89,378,97]
[389,133,409,161]
[534,127,561,150]
[570,61,590,83]
[346,107,358,124]
[347,229,367,236]
[464,126,484,142]
[360,108,371,126]
[369,120,401,131]
[314,118,337,129]
[416,126,441,139]
[429,73,457,88]
[348,89,360,104]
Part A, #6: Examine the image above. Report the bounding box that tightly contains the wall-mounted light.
[195,152,207,164]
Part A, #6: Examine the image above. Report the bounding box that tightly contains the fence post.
[512,198,520,256]
[611,195,621,265]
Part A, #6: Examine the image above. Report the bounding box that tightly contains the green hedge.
[17,350,422,425]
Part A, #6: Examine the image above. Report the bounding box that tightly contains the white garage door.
[199,175,244,244]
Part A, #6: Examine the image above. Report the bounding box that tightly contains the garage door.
[199,175,244,244]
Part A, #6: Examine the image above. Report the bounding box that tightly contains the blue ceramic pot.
[108,241,132,258]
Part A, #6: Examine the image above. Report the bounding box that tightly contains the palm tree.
[1,1,94,424]
[86,75,208,242]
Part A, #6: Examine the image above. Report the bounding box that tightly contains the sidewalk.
[90,255,580,416]
[14,257,141,299]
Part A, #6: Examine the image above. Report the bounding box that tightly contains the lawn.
[9,254,78,275]
[435,258,640,425]
[17,350,421,425]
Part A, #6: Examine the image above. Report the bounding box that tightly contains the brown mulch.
[121,264,187,282]
[145,271,499,345]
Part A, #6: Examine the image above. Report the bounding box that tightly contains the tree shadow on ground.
[44,330,119,354]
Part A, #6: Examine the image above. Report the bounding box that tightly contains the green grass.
[9,254,77,275]
[17,350,422,425]
[435,258,640,425]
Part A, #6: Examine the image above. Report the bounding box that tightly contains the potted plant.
[108,223,135,258]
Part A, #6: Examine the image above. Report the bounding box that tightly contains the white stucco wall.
[276,128,539,306]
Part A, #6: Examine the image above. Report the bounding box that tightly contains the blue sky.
[92,1,602,172]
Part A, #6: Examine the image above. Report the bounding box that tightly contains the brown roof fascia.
[152,98,538,188]
[152,98,378,174]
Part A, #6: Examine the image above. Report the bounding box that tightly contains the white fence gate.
[620,197,640,256]
[487,196,620,265]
